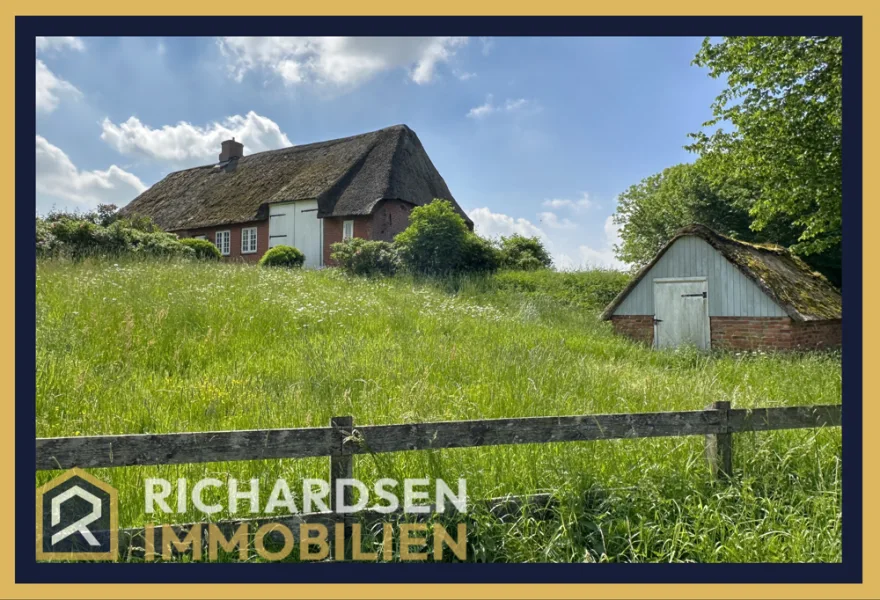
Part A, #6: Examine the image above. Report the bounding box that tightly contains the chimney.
[219,137,244,162]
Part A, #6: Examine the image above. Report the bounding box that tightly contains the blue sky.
[35,36,727,269]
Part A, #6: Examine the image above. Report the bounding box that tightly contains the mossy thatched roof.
[601,224,841,322]
[119,124,469,231]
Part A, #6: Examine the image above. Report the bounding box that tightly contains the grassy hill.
[36,259,841,562]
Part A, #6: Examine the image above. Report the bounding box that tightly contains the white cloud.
[100,111,292,165]
[36,59,81,113]
[217,37,467,88]
[479,37,495,56]
[537,211,577,230]
[466,95,541,119]
[577,216,626,270]
[542,192,594,212]
[36,135,147,208]
[35,36,85,54]
[469,207,547,240]
[454,69,476,81]
[35,37,84,113]
[467,95,496,119]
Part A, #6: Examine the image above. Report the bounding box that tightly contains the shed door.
[268,200,323,268]
[653,278,710,350]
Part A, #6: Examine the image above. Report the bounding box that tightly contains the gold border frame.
[11,5,878,598]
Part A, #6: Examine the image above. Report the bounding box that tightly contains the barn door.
[653,278,710,350]
[268,201,323,268]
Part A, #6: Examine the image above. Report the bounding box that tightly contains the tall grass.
[36,259,842,562]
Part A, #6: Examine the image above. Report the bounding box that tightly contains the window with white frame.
[215,230,231,256]
[193,235,207,241]
[241,227,258,254]
[342,220,354,241]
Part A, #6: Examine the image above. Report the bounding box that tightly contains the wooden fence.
[35,401,841,556]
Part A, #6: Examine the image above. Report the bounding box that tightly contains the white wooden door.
[268,201,323,268]
[293,200,321,269]
[653,278,710,350]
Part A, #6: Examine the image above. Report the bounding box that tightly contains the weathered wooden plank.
[728,405,841,433]
[351,410,724,455]
[329,416,354,560]
[36,426,338,471]
[36,405,842,472]
[705,401,733,479]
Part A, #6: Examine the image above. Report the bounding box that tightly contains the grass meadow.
[36,259,842,562]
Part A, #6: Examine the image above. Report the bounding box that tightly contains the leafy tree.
[498,234,553,271]
[394,199,499,275]
[613,162,754,266]
[613,161,842,286]
[687,36,842,257]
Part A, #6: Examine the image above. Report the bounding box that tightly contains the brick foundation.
[710,317,794,351]
[610,315,654,346]
[791,319,842,350]
[610,315,841,352]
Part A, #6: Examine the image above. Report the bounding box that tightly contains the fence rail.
[37,403,841,474]
[36,402,841,559]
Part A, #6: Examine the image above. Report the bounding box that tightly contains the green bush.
[498,234,553,270]
[259,245,305,268]
[394,199,498,275]
[330,238,399,276]
[36,208,194,260]
[180,238,222,261]
[460,233,501,273]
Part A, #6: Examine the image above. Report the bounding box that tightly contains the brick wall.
[710,317,793,351]
[791,319,842,350]
[610,315,654,346]
[610,315,841,352]
[322,217,372,265]
[371,200,413,242]
[321,201,414,265]
[174,220,269,263]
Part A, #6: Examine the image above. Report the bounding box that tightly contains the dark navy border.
[18,16,863,584]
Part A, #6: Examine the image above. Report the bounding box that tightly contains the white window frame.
[215,230,231,256]
[342,220,354,241]
[193,235,207,241]
[241,227,258,254]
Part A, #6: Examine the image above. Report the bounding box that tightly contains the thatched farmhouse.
[120,125,470,268]
[601,224,842,351]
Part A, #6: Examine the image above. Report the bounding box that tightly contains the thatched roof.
[119,124,469,230]
[600,224,842,322]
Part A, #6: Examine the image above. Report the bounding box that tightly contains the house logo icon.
[36,468,118,561]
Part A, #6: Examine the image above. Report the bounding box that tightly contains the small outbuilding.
[600,224,842,351]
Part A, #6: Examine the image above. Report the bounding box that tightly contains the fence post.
[705,401,732,480]
[329,415,354,560]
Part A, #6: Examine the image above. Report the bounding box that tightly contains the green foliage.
[258,245,305,269]
[460,233,501,273]
[497,234,553,270]
[36,210,193,260]
[687,36,842,257]
[330,238,400,277]
[180,238,222,261]
[394,199,499,275]
[613,161,841,287]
